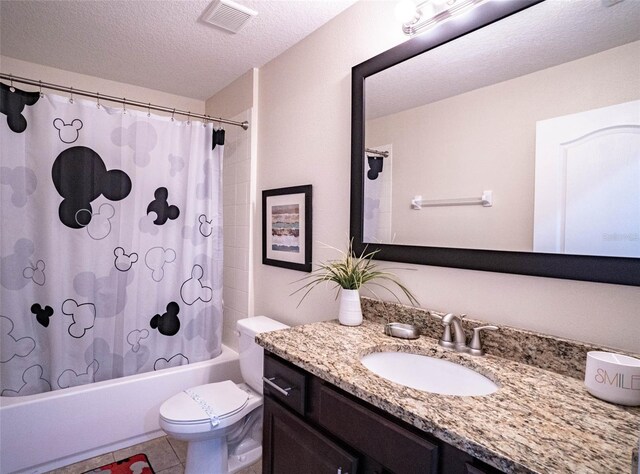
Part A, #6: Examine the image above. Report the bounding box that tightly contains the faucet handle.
[468,325,498,356]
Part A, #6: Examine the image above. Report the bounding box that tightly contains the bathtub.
[0,345,241,474]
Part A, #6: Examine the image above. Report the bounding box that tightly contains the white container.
[584,351,640,406]
[338,289,363,326]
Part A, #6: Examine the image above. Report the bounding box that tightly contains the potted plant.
[292,240,418,326]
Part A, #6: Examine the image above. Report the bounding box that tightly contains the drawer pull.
[262,376,292,396]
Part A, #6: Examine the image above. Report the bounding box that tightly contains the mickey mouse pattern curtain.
[0,85,223,396]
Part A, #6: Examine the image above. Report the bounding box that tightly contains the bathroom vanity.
[262,350,500,473]
[257,305,640,473]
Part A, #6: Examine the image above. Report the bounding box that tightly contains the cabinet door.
[439,443,503,474]
[263,397,359,474]
[315,384,438,474]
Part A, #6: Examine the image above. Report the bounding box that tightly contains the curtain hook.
[203,115,209,128]
[171,108,176,122]
[122,98,127,115]
[9,74,15,93]
[217,117,223,130]
[96,92,101,109]
[69,87,74,104]
[147,103,151,118]
[38,80,43,98]
[187,111,191,125]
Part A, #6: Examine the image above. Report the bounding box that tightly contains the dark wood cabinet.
[263,396,359,474]
[313,383,438,474]
[262,352,502,474]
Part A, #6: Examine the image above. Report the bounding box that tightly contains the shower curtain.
[363,146,392,243]
[0,86,223,396]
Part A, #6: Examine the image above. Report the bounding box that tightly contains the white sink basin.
[360,351,498,396]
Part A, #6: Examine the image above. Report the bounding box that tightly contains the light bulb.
[395,0,419,24]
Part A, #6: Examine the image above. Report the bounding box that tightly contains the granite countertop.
[256,319,640,474]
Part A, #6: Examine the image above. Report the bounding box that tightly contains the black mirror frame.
[350,0,640,286]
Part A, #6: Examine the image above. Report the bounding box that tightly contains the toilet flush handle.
[262,376,291,397]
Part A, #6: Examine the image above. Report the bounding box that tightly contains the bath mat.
[84,453,155,474]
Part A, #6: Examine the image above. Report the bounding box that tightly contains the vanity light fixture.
[396,0,486,36]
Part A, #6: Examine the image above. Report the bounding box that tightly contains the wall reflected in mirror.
[363,0,640,257]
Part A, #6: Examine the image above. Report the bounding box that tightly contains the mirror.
[351,0,640,285]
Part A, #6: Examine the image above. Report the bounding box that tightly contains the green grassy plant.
[292,240,419,307]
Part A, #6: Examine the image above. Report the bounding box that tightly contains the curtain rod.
[0,73,249,130]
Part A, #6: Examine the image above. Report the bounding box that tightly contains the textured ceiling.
[0,0,358,100]
[366,0,640,120]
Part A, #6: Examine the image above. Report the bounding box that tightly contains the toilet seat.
[160,381,249,426]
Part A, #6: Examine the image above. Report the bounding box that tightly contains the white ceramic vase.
[338,289,363,326]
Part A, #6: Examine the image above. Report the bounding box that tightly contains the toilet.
[159,316,289,474]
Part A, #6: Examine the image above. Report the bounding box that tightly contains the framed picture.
[262,185,312,272]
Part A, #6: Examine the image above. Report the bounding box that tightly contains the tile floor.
[45,435,261,474]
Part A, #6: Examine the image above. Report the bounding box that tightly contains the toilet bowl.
[159,316,289,474]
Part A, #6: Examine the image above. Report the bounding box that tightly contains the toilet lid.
[160,381,249,425]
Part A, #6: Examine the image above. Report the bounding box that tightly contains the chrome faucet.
[441,313,468,352]
[429,311,498,356]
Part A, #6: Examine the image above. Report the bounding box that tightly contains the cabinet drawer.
[263,352,307,415]
[317,384,438,474]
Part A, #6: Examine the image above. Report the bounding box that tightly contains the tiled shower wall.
[222,109,253,351]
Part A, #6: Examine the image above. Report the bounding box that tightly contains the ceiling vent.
[202,0,258,34]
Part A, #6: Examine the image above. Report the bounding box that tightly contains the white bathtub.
[0,346,241,474]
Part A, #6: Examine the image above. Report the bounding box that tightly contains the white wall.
[219,108,253,352]
[205,69,256,120]
[206,70,259,351]
[253,1,640,352]
[255,1,404,329]
[0,56,204,115]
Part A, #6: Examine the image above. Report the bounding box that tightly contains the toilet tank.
[237,316,289,394]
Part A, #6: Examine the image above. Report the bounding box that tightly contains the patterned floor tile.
[166,436,188,464]
[155,464,185,474]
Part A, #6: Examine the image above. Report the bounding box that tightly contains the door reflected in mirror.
[363,0,640,257]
